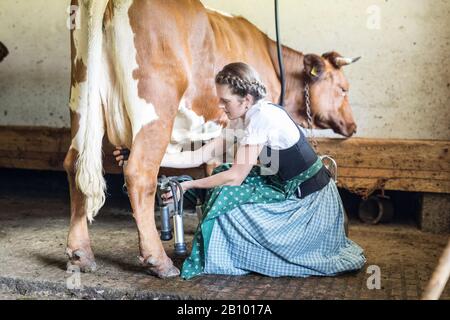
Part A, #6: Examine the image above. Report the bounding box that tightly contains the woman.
[115,63,366,280]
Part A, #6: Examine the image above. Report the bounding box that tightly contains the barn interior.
[0,0,449,300]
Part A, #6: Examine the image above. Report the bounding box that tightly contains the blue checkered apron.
[181,162,366,279]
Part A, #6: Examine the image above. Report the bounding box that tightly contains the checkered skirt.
[204,180,366,277]
[181,164,366,279]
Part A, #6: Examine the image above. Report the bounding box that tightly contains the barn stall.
[0,0,449,301]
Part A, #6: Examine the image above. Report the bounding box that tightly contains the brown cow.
[66,0,360,277]
[0,42,8,63]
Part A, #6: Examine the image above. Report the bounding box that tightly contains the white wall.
[0,0,449,140]
[0,0,70,127]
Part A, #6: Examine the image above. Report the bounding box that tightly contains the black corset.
[258,104,329,187]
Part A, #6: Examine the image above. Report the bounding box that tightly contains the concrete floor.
[1,189,449,301]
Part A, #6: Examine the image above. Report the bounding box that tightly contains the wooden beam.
[315,138,450,172]
[0,126,449,194]
[338,177,450,194]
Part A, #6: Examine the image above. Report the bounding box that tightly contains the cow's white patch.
[69,3,89,121]
[99,39,133,148]
[69,58,88,152]
[167,99,223,154]
[205,6,234,18]
[73,0,110,222]
[72,6,88,73]
[69,1,92,150]
[70,110,86,152]
[110,0,158,141]
[69,81,88,114]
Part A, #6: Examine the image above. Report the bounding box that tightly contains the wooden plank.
[0,126,69,153]
[2,128,447,172]
[0,158,65,172]
[338,167,450,181]
[338,177,450,194]
[0,150,206,179]
[316,138,450,172]
[0,126,449,194]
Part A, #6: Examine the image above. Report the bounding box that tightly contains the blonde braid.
[216,73,267,100]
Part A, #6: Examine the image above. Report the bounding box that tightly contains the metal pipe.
[170,179,188,256]
[173,214,187,255]
[159,205,173,241]
[274,0,286,107]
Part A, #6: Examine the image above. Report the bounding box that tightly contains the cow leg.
[123,88,183,278]
[110,0,188,277]
[124,123,180,278]
[64,148,97,273]
[64,110,96,272]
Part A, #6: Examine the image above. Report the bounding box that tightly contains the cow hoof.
[147,265,180,279]
[140,256,180,279]
[66,248,97,273]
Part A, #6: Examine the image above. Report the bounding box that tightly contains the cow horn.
[335,56,361,67]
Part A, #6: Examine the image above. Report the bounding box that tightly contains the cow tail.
[75,0,109,223]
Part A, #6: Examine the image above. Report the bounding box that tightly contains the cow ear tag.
[311,67,319,77]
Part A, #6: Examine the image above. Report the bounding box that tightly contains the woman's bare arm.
[114,136,229,169]
[177,144,263,190]
[161,143,264,203]
[160,136,227,169]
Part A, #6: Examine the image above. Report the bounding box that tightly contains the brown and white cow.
[0,41,8,63]
[66,0,360,277]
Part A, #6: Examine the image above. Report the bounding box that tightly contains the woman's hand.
[113,147,130,167]
[161,181,193,204]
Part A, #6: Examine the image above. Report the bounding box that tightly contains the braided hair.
[215,63,267,101]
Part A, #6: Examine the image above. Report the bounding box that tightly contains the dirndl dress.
[181,159,366,280]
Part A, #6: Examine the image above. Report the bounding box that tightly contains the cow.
[65,0,360,278]
[0,41,8,63]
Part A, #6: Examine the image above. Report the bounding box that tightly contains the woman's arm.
[162,145,264,203]
[161,143,263,203]
[114,136,227,169]
[160,136,227,169]
[181,143,263,189]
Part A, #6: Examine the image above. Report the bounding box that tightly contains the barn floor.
[0,169,449,300]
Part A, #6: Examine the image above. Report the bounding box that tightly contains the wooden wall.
[0,126,449,196]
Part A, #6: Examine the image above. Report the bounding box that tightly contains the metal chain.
[304,82,340,182]
[304,83,318,151]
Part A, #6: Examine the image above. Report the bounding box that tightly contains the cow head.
[303,52,360,137]
[0,42,8,63]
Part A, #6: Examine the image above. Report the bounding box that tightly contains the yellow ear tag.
[311,67,319,77]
